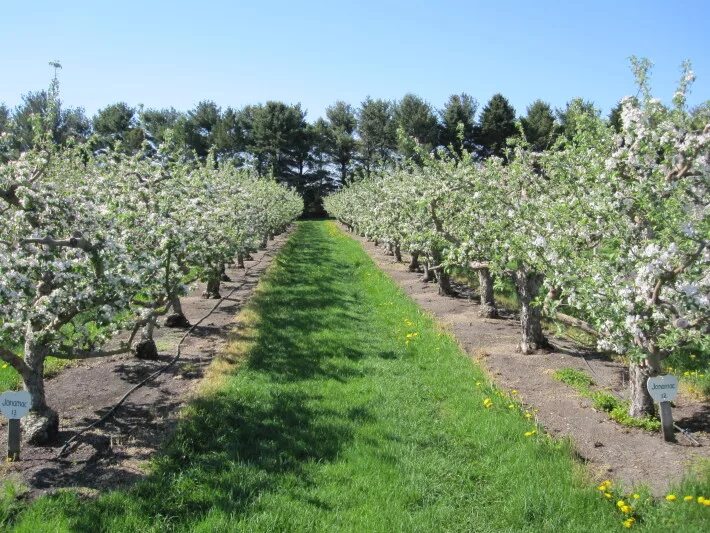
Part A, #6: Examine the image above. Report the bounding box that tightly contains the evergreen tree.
[520,100,556,151]
[248,101,308,183]
[357,97,396,176]
[394,94,439,157]
[11,90,90,151]
[608,101,623,133]
[139,107,183,147]
[439,93,478,153]
[92,102,142,152]
[325,101,358,185]
[478,93,516,158]
[556,98,599,140]
[213,107,249,162]
[183,100,221,159]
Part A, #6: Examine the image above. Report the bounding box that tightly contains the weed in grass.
[553,368,661,431]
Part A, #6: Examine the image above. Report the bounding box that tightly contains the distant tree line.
[3,86,705,214]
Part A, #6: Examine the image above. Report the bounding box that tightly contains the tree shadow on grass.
[33,222,378,531]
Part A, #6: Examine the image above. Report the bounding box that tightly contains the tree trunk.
[393,244,402,262]
[21,339,58,445]
[628,362,656,418]
[421,261,436,283]
[269,233,275,241]
[514,269,548,354]
[220,264,231,282]
[165,295,191,328]
[432,249,455,296]
[237,252,245,269]
[202,272,221,299]
[408,252,420,272]
[135,315,159,360]
[260,234,268,249]
[477,268,498,318]
[629,349,661,419]
[385,243,394,256]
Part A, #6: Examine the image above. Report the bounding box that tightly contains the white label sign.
[647,375,678,403]
[0,391,32,419]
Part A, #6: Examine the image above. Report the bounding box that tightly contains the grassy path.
[2,221,707,532]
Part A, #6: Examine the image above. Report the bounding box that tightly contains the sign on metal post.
[646,375,677,443]
[0,391,32,461]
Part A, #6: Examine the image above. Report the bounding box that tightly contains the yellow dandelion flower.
[616,500,626,508]
[508,403,515,409]
[697,496,705,504]
[511,389,518,395]
[524,412,533,419]
[483,398,493,408]
[632,494,640,499]
[1,363,7,369]
[623,517,635,528]
[604,492,613,499]
[684,495,693,502]
[703,499,710,507]
[665,494,677,502]
[621,505,632,514]
[524,430,536,437]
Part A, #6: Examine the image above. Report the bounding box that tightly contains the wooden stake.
[659,401,675,443]
[7,419,20,461]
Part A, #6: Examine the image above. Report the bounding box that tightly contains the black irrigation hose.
[56,246,275,459]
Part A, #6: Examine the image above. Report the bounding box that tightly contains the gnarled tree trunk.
[202,271,221,299]
[477,268,497,318]
[236,252,245,269]
[629,349,660,419]
[135,315,159,360]
[514,269,548,354]
[421,260,436,283]
[432,249,455,296]
[21,337,58,445]
[165,295,190,328]
[220,264,231,282]
[393,243,402,262]
[408,252,420,272]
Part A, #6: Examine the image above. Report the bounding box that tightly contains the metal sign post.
[646,375,678,443]
[0,391,32,460]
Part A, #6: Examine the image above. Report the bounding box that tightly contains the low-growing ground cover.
[1,221,707,531]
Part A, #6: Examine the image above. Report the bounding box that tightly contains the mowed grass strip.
[3,221,708,532]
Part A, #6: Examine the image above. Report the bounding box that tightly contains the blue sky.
[1,0,708,121]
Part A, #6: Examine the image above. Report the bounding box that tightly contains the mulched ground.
[350,229,709,496]
[0,231,291,498]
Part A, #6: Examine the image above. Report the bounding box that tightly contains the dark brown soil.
[350,229,709,496]
[0,231,291,497]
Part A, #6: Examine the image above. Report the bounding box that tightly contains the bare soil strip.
[0,231,291,497]
[349,228,709,495]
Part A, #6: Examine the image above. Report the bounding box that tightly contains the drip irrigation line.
[56,246,275,459]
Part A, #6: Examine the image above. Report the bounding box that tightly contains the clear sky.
[2,0,708,121]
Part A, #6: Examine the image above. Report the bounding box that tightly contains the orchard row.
[0,114,303,444]
[325,61,708,420]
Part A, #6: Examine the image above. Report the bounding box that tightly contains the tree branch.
[22,235,96,252]
[0,346,31,378]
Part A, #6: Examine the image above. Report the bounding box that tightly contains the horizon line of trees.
[2,84,707,212]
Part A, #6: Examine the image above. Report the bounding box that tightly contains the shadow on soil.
[25,222,373,529]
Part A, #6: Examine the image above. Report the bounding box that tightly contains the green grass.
[2,221,708,532]
[0,351,72,391]
[553,368,661,431]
